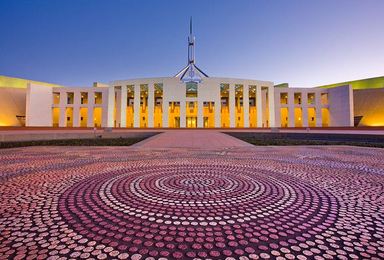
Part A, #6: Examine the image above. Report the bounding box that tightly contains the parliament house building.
[1,21,383,129]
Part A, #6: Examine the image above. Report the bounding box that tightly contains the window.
[95,92,102,104]
[249,86,257,98]
[186,82,198,97]
[127,85,134,107]
[67,92,74,104]
[81,92,88,104]
[308,93,315,105]
[294,93,302,105]
[53,92,60,104]
[220,83,229,94]
[280,93,288,104]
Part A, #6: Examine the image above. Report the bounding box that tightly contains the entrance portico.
[109,77,275,129]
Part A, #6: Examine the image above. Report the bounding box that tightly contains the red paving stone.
[1,132,384,259]
[133,130,253,149]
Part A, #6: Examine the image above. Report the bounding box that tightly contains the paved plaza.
[0,131,384,259]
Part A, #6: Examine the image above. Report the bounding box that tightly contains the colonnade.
[274,88,329,128]
[114,83,275,128]
[53,88,109,128]
[27,79,353,128]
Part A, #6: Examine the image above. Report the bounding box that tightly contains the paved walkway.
[133,130,253,149]
[1,145,383,259]
[1,131,384,259]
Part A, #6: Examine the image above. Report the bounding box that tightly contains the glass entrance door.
[204,117,209,128]
[174,117,180,128]
[186,117,197,128]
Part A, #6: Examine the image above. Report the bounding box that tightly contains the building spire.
[175,17,208,83]
[190,16,192,35]
[188,16,195,64]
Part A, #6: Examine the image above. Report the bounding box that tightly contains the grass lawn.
[225,132,384,148]
[0,133,158,149]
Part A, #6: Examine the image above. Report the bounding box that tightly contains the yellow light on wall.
[0,119,13,126]
[366,121,384,126]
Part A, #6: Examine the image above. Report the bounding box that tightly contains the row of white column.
[285,92,323,127]
[163,101,218,128]
[59,107,96,127]
[117,84,275,128]
[57,90,108,127]
[118,84,155,128]
[228,85,275,128]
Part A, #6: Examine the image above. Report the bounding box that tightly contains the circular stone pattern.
[59,163,338,259]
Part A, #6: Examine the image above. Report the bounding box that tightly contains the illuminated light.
[368,123,384,126]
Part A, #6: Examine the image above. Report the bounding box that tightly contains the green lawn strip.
[224,133,384,148]
[0,134,157,149]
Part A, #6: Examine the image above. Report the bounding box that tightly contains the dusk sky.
[1,0,383,87]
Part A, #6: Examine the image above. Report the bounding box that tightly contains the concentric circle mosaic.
[1,145,384,259]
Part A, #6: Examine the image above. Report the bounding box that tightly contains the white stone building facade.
[25,78,353,128]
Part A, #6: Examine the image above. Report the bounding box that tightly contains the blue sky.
[0,0,383,87]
